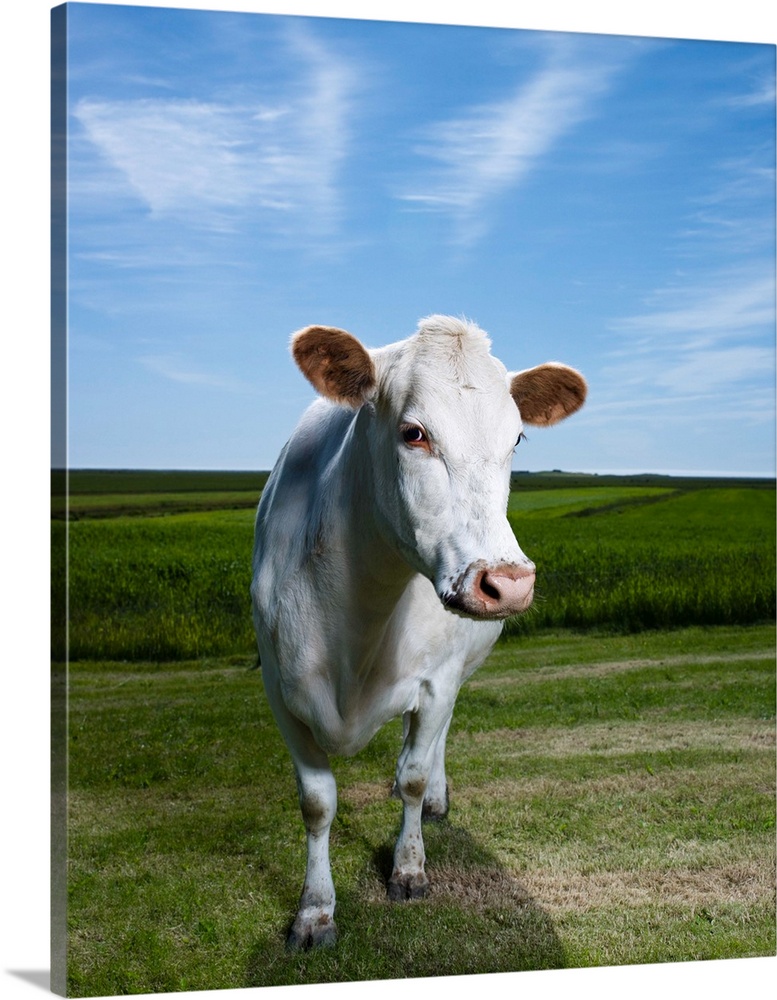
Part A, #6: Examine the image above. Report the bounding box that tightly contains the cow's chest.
[281,587,502,757]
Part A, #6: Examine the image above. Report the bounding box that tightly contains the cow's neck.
[330,409,417,626]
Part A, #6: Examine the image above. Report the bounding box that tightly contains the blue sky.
[63,2,776,475]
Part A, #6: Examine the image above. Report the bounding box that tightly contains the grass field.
[54,472,775,661]
[65,625,775,993]
[55,471,776,993]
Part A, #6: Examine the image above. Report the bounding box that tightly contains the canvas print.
[51,3,776,996]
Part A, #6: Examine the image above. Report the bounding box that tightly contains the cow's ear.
[509,363,587,427]
[292,325,376,407]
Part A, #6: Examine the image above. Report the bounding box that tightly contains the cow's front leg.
[394,711,451,822]
[389,694,456,900]
[388,767,428,901]
[263,671,338,949]
[288,756,338,949]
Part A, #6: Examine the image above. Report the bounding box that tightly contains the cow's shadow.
[245,815,565,988]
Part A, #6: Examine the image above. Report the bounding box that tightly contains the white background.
[2,3,774,1000]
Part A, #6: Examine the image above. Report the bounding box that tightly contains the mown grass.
[65,625,775,994]
[55,481,775,661]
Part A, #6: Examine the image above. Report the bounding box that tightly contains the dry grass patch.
[469,650,775,688]
[339,780,394,810]
[455,718,776,759]
[521,863,774,914]
[453,752,775,806]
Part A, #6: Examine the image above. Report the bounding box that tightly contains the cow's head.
[292,316,586,620]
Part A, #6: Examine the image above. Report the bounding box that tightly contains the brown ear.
[291,325,376,407]
[510,363,587,427]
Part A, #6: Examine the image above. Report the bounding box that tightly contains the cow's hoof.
[287,914,338,950]
[387,872,430,901]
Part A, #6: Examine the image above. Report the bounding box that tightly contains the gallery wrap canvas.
[50,2,775,997]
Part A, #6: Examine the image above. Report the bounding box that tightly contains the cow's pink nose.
[444,561,535,619]
[474,565,535,615]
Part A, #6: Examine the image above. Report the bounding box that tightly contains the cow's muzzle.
[444,560,535,619]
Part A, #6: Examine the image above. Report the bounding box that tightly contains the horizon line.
[54,466,777,480]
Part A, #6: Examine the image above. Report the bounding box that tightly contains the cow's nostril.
[444,563,535,619]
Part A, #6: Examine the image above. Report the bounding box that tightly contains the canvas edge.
[51,3,68,996]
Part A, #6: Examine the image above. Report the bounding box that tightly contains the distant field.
[58,484,673,519]
[507,485,674,515]
[52,470,267,519]
[52,472,775,661]
[53,468,774,504]
[55,469,270,496]
[54,491,261,520]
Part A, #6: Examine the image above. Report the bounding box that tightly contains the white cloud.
[723,78,776,108]
[138,354,255,393]
[593,358,774,404]
[590,60,776,449]
[397,54,618,244]
[72,29,355,233]
[597,263,775,436]
[653,345,774,393]
[611,275,775,340]
[677,146,775,260]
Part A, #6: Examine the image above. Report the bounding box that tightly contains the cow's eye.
[401,424,428,447]
[515,432,527,447]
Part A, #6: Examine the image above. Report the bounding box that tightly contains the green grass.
[53,510,256,661]
[54,491,261,520]
[505,486,775,635]
[55,479,775,661]
[507,485,674,514]
[65,624,776,994]
[55,469,270,495]
[56,473,776,992]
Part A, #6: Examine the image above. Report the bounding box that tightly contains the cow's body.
[251,316,586,947]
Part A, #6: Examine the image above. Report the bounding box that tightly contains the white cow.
[251,315,586,948]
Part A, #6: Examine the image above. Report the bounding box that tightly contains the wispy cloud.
[600,343,774,396]
[396,51,619,244]
[601,115,775,422]
[597,266,775,434]
[722,77,776,109]
[612,274,775,343]
[654,345,773,394]
[72,28,355,235]
[677,145,775,261]
[138,354,255,393]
